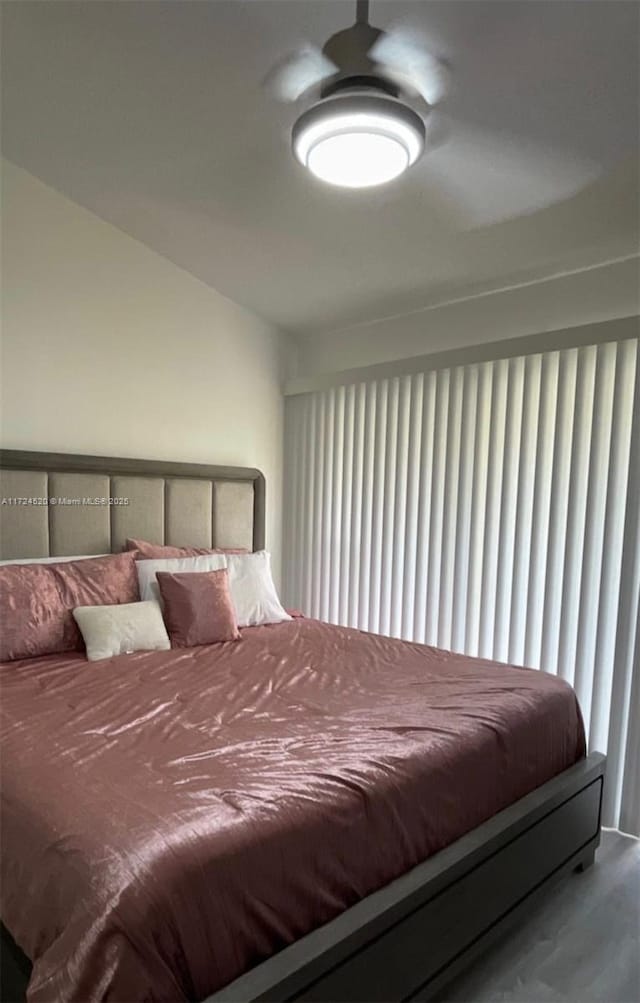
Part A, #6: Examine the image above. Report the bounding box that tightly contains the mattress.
[0,618,585,1002]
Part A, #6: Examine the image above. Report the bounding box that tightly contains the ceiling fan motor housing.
[321,74,400,99]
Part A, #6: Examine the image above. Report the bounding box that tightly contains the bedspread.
[0,618,585,1001]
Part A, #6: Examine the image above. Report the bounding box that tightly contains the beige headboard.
[0,450,265,560]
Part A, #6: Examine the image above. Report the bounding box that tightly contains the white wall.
[0,160,290,580]
[293,257,639,381]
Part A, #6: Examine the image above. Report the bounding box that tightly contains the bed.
[0,450,605,1003]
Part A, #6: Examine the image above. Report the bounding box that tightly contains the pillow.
[0,553,139,662]
[126,539,247,559]
[73,600,170,661]
[156,570,240,647]
[136,554,227,602]
[0,554,106,566]
[225,551,291,627]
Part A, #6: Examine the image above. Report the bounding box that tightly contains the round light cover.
[292,93,426,188]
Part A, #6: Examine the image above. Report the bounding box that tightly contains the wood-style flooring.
[431,829,640,1003]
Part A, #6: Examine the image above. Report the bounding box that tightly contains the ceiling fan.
[265,0,599,223]
[266,0,445,188]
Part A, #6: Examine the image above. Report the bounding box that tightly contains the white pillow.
[0,554,105,566]
[226,551,291,627]
[136,554,227,602]
[73,600,170,662]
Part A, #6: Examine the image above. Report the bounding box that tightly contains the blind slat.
[479,359,509,659]
[425,369,450,645]
[524,351,559,668]
[494,356,525,663]
[465,362,493,656]
[413,371,436,644]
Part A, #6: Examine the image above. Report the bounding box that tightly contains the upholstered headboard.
[0,450,265,560]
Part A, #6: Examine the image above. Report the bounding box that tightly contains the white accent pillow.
[136,554,227,602]
[73,600,170,662]
[226,551,291,627]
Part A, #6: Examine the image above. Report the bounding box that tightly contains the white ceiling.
[2,1,638,337]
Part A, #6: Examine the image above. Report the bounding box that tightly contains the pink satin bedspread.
[0,618,585,1002]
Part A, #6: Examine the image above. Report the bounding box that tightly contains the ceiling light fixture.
[292,92,426,189]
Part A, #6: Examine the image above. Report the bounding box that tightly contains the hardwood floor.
[430,829,640,1003]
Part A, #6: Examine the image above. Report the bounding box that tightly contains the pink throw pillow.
[0,553,139,662]
[156,569,240,647]
[126,538,247,559]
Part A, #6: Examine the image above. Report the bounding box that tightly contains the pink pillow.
[156,569,240,647]
[126,538,247,559]
[0,553,139,662]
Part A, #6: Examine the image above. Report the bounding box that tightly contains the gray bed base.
[1,753,605,1003]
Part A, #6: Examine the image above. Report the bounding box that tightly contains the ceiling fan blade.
[369,28,450,105]
[263,46,337,103]
[424,123,600,227]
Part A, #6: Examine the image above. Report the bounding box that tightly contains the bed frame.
[209,752,605,1002]
[0,449,266,559]
[0,450,606,1003]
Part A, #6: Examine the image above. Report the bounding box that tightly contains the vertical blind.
[283,337,640,835]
